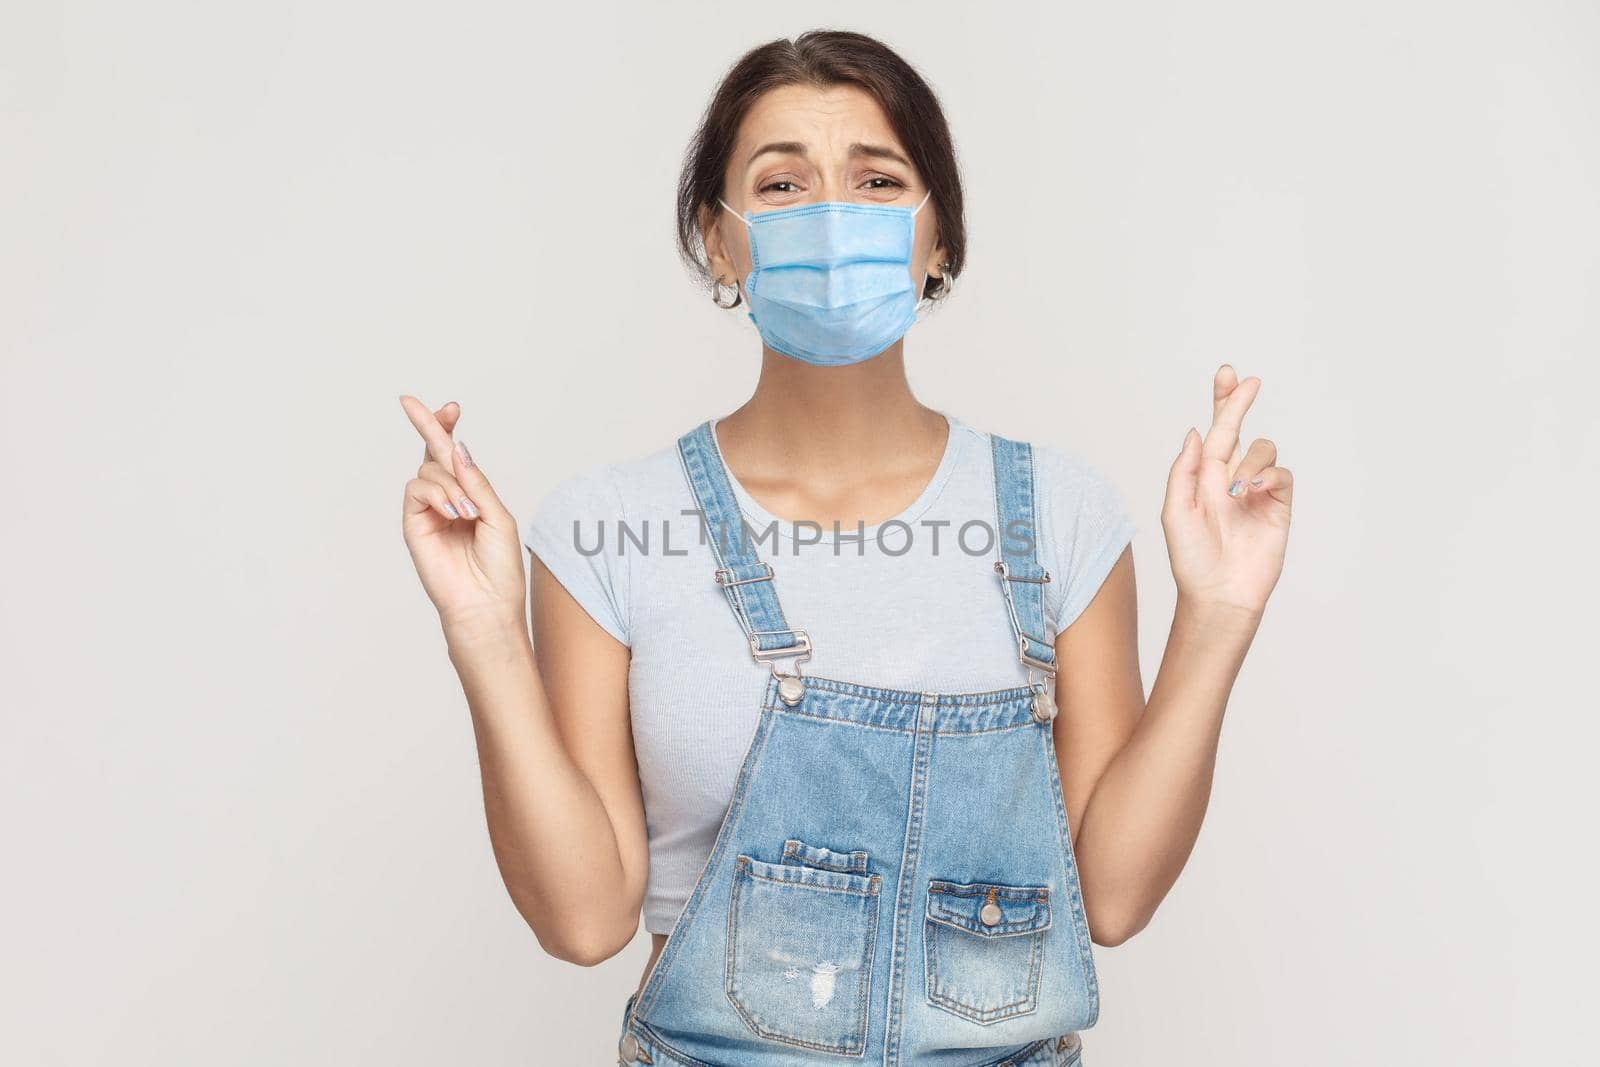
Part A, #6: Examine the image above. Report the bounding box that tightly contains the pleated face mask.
[717,189,934,367]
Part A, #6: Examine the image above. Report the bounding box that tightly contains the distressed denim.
[614,424,1097,1066]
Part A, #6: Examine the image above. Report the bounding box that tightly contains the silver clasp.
[1017,633,1057,678]
[994,560,1052,583]
[1026,667,1057,724]
[747,628,812,662]
[748,629,811,707]
[1016,634,1058,724]
[715,562,775,587]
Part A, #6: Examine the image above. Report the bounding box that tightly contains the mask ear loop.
[712,199,753,305]
[914,270,938,321]
[911,187,938,316]
[717,199,751,229]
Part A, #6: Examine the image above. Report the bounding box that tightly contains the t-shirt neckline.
[706,411,967,542]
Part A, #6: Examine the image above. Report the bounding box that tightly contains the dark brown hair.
[675,29,966,303]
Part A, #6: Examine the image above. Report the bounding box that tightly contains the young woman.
[399,30,1290,1067]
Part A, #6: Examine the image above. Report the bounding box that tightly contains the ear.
[700,203,737,286]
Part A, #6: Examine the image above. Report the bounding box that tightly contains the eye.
[863,176,905,191]
[759,180,801,194]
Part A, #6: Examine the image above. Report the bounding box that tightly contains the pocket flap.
[926,878,1052,937]
[782,838,871,876]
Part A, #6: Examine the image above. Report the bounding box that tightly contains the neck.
[717,342,945,482]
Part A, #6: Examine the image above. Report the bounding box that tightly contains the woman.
[399,29,1290,1066]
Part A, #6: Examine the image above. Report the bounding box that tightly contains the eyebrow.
[745,140,913,170]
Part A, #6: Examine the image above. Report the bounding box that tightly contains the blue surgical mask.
[717,189,934,367]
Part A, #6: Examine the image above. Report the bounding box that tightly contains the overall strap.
[990,433,1057,679]
[676,420,812,668]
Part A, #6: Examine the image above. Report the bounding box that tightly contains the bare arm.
[1047,364,1292,946]
[1052,546,1259,946]
[398,394,644,967]
[447,555,643,965]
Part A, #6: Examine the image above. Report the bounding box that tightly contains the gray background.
[3,1,1595,1063]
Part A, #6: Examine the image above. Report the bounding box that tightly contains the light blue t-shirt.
[522,413,1137,935]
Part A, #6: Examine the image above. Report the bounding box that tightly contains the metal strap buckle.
[1021,650,1058,724]
[749,628,813,708]
[1017,633,1058,678]
[715,563,775,587]
[747,628,812,662]
[994,560,1052,583]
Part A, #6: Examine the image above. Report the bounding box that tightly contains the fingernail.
[443,501,459,519]
[459,496,479,519]
[457,439,475,467]
[1250,476,1264,487]
[1228,479,1243,497]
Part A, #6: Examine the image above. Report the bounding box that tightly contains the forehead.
[732,82,904,163]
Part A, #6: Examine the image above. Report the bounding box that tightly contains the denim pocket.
[724,849,882,1054]
[924,878,1053,1024]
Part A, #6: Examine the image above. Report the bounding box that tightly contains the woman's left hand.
[1161,364,1294,621]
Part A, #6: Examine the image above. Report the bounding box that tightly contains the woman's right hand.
[399,395,527,644]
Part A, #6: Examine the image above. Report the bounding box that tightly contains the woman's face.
[703,82,948,295]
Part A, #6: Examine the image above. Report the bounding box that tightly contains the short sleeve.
[1035,445,1138,638]
[522,463,632,646]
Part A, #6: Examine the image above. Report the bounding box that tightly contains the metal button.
[777,675,805,706]
[980,900,1002,926]
[618,1033,640,1062]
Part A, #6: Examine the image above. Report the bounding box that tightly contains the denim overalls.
[614,421,1099,1066]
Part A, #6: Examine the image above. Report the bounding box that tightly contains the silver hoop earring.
[935,262,955,299]
[712,278,742,309]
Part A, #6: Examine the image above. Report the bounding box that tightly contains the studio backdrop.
[2,1,1594,1064]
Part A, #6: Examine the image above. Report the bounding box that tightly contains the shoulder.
[521,434,693,648]
[956,417,1136,635]
[947,415,1123,509]
[525,437,686,530]
[1030,441,1127,516]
